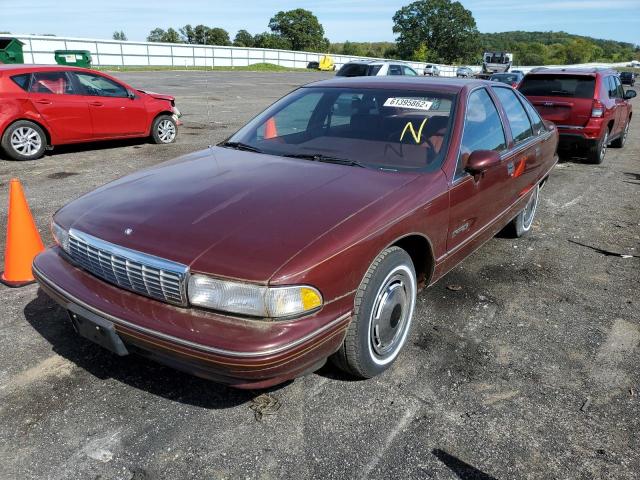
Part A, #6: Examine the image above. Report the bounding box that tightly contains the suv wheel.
[1,121,47,161]
[610,120,630,148]
[586,128,609,164]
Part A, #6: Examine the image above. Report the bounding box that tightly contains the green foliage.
[268,9,328,51]
[392,0,480,64]
[329,42,397,59]
[178,25,230,45]
[252,32,292,50]
[479,31,637,65]
[234,30,254,47]
[147,28,181,43]
[112,30,127,41]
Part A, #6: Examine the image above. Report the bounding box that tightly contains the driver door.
[446,88,510,257]
[70,72,148,138]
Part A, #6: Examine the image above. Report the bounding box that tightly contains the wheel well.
[3,118,51,146]
[392,234,435,289]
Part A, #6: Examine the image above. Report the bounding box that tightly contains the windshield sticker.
[400,118,428,143]
[384,97,434,111]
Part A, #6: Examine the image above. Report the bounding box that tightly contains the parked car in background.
[336,61,418,77]
[423,64,440,76]
[456,66,474,78]
[0,65,181,161]
[490,72,525,88]
[619,71,635,86]
[35,76,558,389]
[519,68,635,164]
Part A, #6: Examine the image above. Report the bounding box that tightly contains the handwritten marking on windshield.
[400,118,428,144]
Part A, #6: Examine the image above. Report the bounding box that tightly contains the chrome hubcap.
[157,120,176,143]
[10,127,42,156]
[368,265,416,365]
[522,185,539,231]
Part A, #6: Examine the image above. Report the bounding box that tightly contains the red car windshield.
[226,87,456,172]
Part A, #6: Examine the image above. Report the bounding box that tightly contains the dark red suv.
[519,68,635,163]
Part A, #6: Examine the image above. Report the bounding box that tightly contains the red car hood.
[55,147,418,282]
[138,90,174,102]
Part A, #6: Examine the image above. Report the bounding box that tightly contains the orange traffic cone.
[264,117,278,139]
[1,179,45,287]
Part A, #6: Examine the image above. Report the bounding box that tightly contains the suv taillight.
[591,100,604,118]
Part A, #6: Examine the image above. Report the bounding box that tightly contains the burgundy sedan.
[0,65,181,161]
[33,77,558,389]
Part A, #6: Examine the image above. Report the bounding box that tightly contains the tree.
[234,29,254,47]
[342,41,365,56]
[147,28,166,42]
[193,25,210,44]
[180,24,195,44]
[253,32,291,50]
[268,9,326,51]
[113,30,127,41]
[163,28,181,44]
[207,27,230,46]
[392,0,479,64]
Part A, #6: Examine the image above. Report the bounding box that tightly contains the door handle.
[89,101,104,107]
[35,99,52,105]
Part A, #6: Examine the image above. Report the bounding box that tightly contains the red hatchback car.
[0,65,181,160]
[34,77,558,388]
[519,68,635,163]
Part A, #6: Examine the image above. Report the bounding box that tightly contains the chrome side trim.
[33,264,351,358]
[555,125,584,130]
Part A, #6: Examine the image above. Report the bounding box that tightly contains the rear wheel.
[1,121,46,161]
[506,184,540,238]
[332,247,417,379]
[586,128,609,164]
[151,115,177,144]
[610,120,630,148]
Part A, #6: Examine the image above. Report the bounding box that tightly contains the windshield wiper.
[281,153,366,168]
[219,141,263,153]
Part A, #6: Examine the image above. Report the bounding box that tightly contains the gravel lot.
[1,71,638,480]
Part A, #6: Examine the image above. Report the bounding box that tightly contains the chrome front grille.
[67,229,188,306]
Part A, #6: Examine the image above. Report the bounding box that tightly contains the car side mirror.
[624,90,637,100]
[465,150,501,175]
[127,89,136,100]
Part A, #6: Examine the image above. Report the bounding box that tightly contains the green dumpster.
[54,50,92,68]
[0,37,25,64]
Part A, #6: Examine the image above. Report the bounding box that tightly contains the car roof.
[525,67,617,76]
[0,64,96,74]
[305,75,488,93]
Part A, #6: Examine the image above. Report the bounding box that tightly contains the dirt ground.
[0,71,638,480]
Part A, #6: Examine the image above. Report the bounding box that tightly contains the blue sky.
[2,0,638,45]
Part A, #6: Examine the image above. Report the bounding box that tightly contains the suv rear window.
[10,73,30,91]
[336,64,381,77]
[519,74,595,99]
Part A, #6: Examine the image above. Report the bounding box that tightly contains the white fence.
[14,34,459,76]
[13,34,629,77]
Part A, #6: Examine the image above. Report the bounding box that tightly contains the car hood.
[55,147,418,282]
[138,90,174,102]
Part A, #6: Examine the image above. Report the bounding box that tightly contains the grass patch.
[94,63,314,73]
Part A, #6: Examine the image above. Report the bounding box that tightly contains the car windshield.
[491,74,519,83]
[225,87,456,172]
[519,74,596,98]
[336,63,381,77]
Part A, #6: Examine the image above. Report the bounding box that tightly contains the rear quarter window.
[519,74,595,99]
[10,73,30,91]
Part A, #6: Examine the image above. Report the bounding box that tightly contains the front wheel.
[1,121,46,161]
[332,247,417,379]
[507,184,540,238]
[151,115,178,144]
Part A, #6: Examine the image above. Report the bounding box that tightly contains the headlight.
[51,220,70,253]
[188,274,322,319]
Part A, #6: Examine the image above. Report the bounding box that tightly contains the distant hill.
[330,31,639,66]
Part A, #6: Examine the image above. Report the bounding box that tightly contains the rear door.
[71,71,148,138]
[519,74,596,128]
[28,70,93,143]
[611,75,627,135]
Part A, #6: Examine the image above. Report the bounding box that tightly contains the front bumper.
[33,248,352,389]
